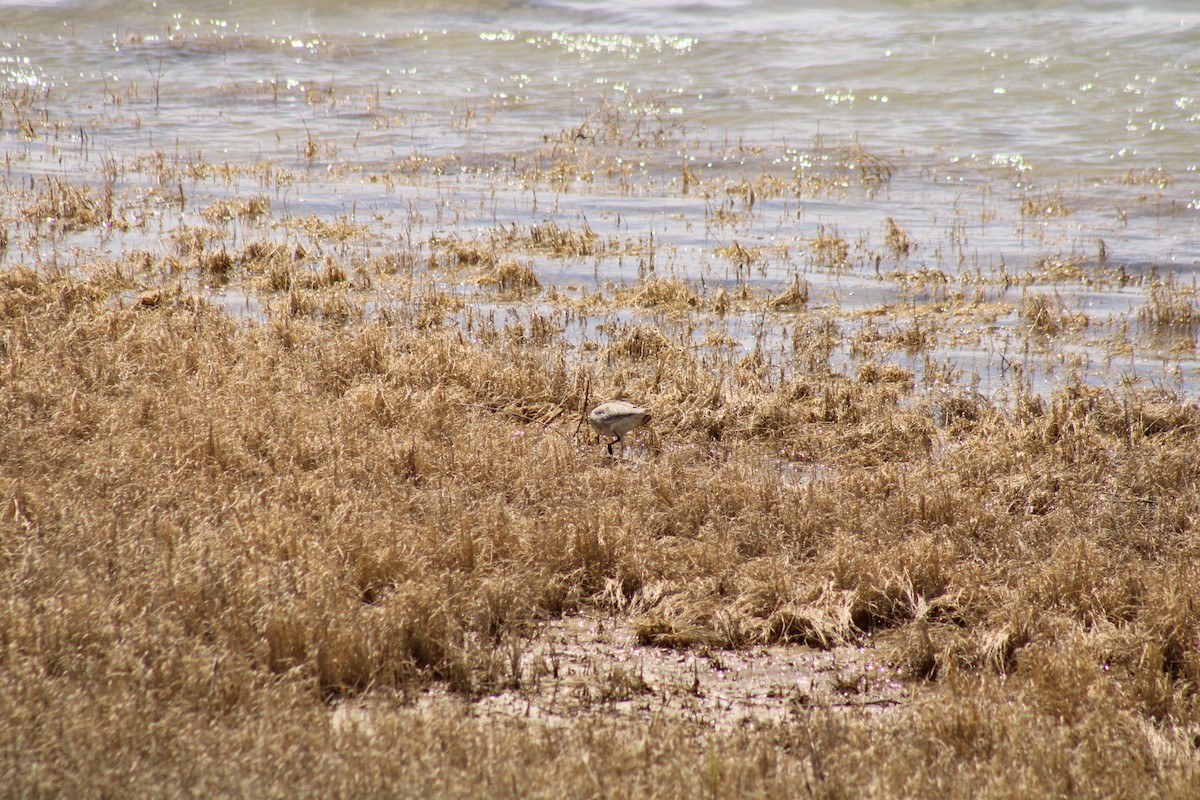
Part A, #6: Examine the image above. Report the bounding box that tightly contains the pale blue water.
[2,0,1198,395]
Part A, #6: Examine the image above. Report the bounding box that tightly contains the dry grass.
[1138,270,1200,343]
[3,263,1200,796]
[198,195,271,224]
[768,276,810,310]
[498,219,609,257]
[18,178,125,234]
[1020,291,1089,337]
[1021,187,1073,218]
[478,258,540,297]
[615,276,704,313]
[884,216,913,259]
[809,224,851,269]
[714,240,768,270]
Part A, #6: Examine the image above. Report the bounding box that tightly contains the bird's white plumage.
[588,401,651,455]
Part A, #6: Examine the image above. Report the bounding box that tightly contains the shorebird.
[588,400,652,457]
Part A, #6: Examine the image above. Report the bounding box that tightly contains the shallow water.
[2,0,1198,395]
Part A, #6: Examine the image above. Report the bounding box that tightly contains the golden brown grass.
[3,262,1200,796]
[809,224,851,270]
[1020,291,1089,337]
[477,257,541,298]
[199,195,272,225]
[1021,187,1073,218]
[884,216,913,259]
[1139,269,1200,344]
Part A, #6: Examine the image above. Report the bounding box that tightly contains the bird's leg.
[606,439,615,456]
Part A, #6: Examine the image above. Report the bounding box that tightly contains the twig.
[574,375,591,442]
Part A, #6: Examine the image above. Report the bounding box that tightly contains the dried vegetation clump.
[499,219,608,257]
[1020,291,1089,337]
[616,275,704,312]
[3,266,1200,796]
[809,224,851,269]
[17,177,126,233]
[883,216,913,259]
[477,257,540,297]
[432,221,627,270]
[1138,270,1200,342]
[199,195,271,224]
[768,275,810,310]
